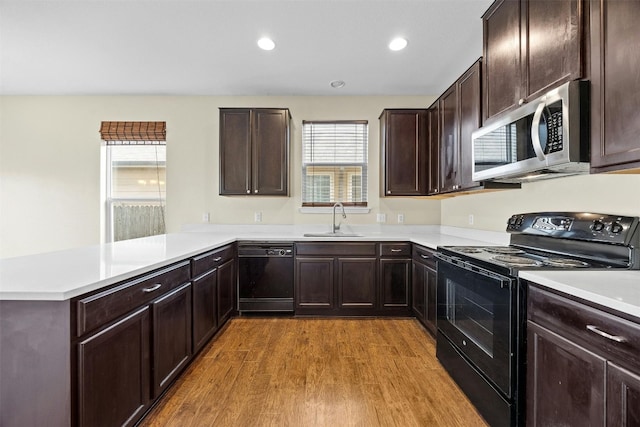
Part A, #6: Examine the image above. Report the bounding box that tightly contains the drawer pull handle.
[214,257,223,262]
[142,284,162,293]
[420,254,430,259]
[391,249,403,253]
[586,325,627,343]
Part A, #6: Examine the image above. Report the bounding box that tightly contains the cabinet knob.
[246,190,251,194]
[254,189,258,193]
[387,190,391,194]
[518,98,525,106]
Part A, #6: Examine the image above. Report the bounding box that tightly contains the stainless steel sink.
[303,232,363,238]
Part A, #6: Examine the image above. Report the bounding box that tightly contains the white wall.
[0,95,440,258]
[2,95,639,258]
[441,173,640,230]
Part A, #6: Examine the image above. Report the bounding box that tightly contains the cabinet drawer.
[191,244,235,278]
[528,285,640,371]
[76,261,191,337]
[380,243,411,257]
[412,245,436,269]
[296,243,377,257]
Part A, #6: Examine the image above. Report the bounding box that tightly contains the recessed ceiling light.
[389,37,408,51]
[330,80,346,89]
[257,37,275,51]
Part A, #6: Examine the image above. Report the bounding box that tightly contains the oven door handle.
[435,253,514,286]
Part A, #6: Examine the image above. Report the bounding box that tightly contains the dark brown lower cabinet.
[527,284,640,426]
[295,257,335,310]
[77,307,151,427]
[338,258,377,309]
[527,321,606,426]
[380,258,410,309]
[411,245,437,335]
[217,258,236,326]
[152,283,192,398]
[607,362,640,425]
[192,269,217,353]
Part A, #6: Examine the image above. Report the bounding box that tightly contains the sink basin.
[303,232,363,238]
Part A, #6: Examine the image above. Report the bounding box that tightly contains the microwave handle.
[531,101,547,161]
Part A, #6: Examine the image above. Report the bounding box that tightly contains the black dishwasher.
[237,243,294,312]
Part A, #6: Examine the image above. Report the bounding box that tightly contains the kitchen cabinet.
[295,243,377,315]
[77,307,151,427]
[439,59,482,194]
[482,0,586,123]
[527,283,640,426]
[411,245,437,335]
[379,243,411,311]
[191,244,236,352]
[427,103,440,195]
[219,108,291,196]
[590,0,640,173]
[75,261,191,426]
[379,109,429,196]
[151,283,192,398]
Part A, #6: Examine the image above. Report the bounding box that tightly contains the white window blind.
[302,120,368,206]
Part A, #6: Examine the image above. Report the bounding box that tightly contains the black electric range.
[434,212,640,427]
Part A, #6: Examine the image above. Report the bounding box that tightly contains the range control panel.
[507,212,640,245]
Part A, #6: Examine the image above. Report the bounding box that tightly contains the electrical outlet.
[254,212,262,223]
[397,213,405,224]
[376,213,386,223]
[202,212,210,223]
[468,214,474,225]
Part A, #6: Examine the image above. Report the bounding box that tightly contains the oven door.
[436,255,516,397]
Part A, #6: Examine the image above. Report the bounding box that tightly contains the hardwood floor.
[140,318,488,427]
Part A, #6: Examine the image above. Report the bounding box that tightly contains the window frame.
[301,120,368,208]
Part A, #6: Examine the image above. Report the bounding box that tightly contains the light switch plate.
[377,213,386,223]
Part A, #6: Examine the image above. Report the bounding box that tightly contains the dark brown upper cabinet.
[482,0,586,123]
[219,108,291,196]
[439,59,483,194]
[427,104,440,195]
[590,0,640,173]
[379,109,429,196]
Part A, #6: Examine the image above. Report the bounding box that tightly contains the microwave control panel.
[544,110,563,154]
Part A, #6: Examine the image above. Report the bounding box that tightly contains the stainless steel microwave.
[472,80,589,183]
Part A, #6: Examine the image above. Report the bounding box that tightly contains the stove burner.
[493,255,543,267]
[543,258,590,268]
[484,247,525,255]
[453,247,484,254]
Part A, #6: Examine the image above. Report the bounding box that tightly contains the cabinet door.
[411,261,426,322]
[439,84,459,193]
[219,109,251,195]
[217,258,236,327]
[252,109,289,195]
[483,0,522,121]
[527,321,606,427]
[425,266,437,336]
[427,105,440,195]
[77,307,150,427]
[607,362,640,426]
[337,258,377,309]
[590,0,640,171]
[524,0,583,100]
[381,110,428,196]
[380,258,410,309]
[192,269,217,353]
[295,257,335,309]
[152,283,192,398]
[458,59,482,190]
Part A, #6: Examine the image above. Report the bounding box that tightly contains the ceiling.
[0,0,493,96]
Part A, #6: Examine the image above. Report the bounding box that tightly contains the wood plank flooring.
[140,318,488,427]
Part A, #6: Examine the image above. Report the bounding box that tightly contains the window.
[100,121,166,242]
[302,121,368,206]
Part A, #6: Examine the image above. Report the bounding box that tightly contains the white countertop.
[0,224,504,301]
[2,224,639,320]
[520,270,640,319]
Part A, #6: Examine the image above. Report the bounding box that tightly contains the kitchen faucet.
[332,202,347,233]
